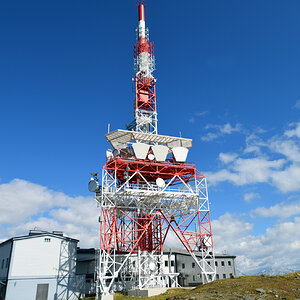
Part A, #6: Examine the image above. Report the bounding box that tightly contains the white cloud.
[201,122,242,142]
[219,152,238,164]
[220,123,242,134]
[269,139,300,162]
[195,111,208,117]
[294,100,300,109]
[244,192,260,203]
[188,116,195,123]
[206,122,300,193]
[244,133,266,154]
[0,179,98,247]
[188,111,207,124]
[285,122,300,139]
[271,163,300,193]
[206,157,285,186]
[212,213,300,274]
[252,199,300,219]
[0,179,68,224]
[201,132,219,142]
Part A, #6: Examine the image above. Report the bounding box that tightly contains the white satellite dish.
[148,153,155,160]
[156,177,165,188]
[149,261,156,272]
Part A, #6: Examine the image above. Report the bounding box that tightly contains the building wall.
[175,253,237,287]
[0,241,12,280]
[0,241,12,300]
[215,256,236,280]
[8,236,62,278]
[4,234,82,300]
[76,249,96,296]
[5,278,57,300]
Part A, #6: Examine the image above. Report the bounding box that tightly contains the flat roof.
[163,247,236,258]
[106,129,193,150]
[0,231,78,246]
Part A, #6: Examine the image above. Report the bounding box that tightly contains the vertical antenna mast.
[132,1,157,134]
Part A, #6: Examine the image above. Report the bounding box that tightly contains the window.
[215,261,218,267]
[182,263,185,269]
[171,260,175,267]
[221,261,225,267]
[6,258,9,268]
[223,274,226,279]
[209,275,212,280]
[230,273,233,278]
[208,261,211,265]
[133,261,135,267]
[44,238,51,243]
[1,259,4,269]
[192,262,195,268]
[216,274,219,279]
[228,261,231,266]
[165,261,168,267]
[193,275,195,281]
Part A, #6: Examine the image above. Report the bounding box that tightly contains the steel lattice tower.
[89,2,216,299]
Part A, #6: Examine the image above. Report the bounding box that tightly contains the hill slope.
[114,272,300,300]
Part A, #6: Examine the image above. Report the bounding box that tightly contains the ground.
[86,272,300,300]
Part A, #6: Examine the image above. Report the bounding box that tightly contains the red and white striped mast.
[130,1,157,134]
[89,2,216,299]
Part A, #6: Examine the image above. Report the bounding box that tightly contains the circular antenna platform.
[156,178,165,188]
[148,153,155,160]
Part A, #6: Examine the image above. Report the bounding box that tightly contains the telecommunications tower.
[89,2,216,299]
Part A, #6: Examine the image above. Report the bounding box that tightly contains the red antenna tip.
[138,2,145,21]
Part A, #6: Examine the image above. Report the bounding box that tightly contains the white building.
[0,230,84,300]
[76,247,237,296]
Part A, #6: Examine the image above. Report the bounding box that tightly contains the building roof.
[0,230,78,247]
[163,247,236,259]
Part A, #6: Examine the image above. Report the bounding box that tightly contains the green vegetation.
[84,272,300,299]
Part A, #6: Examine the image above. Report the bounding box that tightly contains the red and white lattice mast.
[89,2,216,299]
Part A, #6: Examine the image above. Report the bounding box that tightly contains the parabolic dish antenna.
[88,179,99,193]
[156,177,165,188]
[149,261,156,272]
[148,153,155,160]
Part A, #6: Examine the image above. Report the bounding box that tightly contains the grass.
[84,271,300,300]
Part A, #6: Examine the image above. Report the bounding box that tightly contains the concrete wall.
[175,254,237,286]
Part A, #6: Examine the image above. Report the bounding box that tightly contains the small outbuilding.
[0,230,84,300]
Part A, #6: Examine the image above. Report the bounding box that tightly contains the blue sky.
[1,0,300,274]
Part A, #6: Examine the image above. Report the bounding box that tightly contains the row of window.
[189,273,233,281]
[216,273,233,279]
[164,260,175,267]
[1,258,9,270]
[216,260,232,267]
[181,260,232,269]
